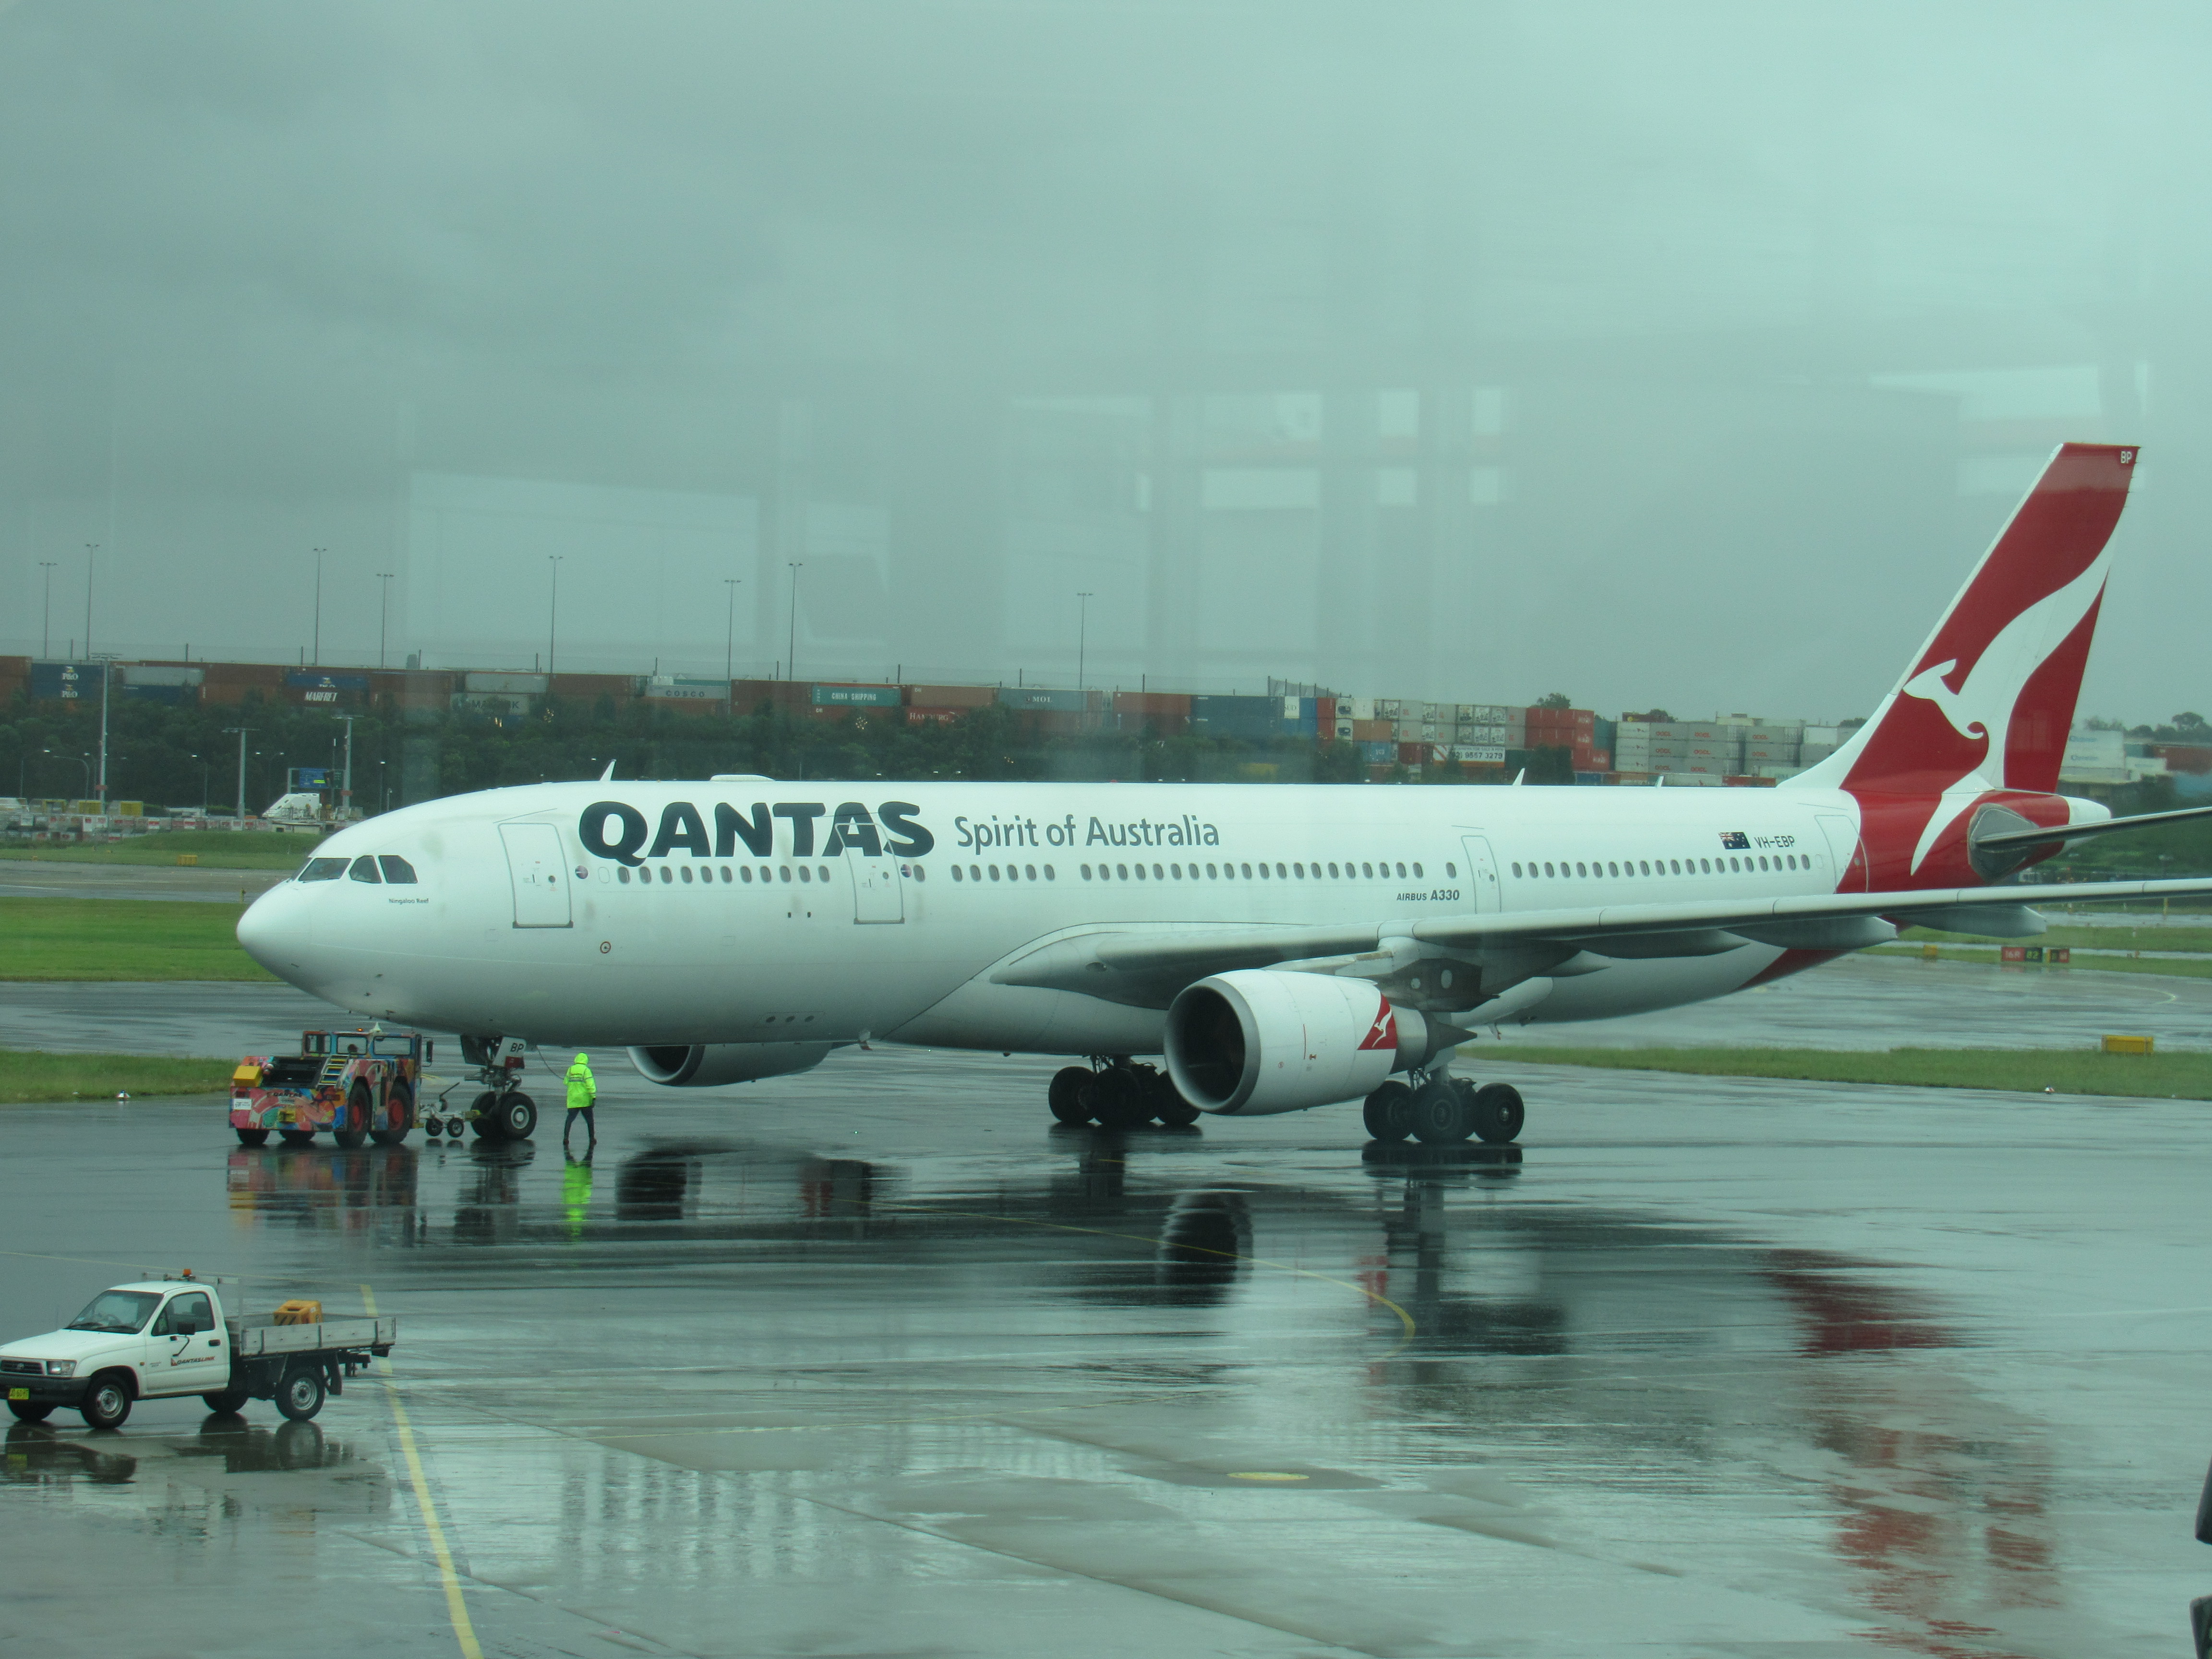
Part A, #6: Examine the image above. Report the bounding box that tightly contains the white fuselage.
[239,780,1866,1052]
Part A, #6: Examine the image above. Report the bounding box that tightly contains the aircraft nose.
[236,885,311,981]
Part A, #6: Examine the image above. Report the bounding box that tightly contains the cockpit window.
[349,857,383,884]
[299,857,349,882]
[378,855,419,884]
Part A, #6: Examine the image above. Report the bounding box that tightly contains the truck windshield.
[299,857,349,882]
[67,1290,162,1334]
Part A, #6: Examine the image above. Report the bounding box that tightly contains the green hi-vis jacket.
[565,1055,597,1110]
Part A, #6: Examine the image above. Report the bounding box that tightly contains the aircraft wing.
[989,875,2212,1011]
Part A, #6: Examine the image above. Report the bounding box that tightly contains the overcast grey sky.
[3,1,2208,721]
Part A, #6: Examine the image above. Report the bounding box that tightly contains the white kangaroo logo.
[1896,553,2110,871]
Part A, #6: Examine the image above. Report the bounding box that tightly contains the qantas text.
[579,800,931,866]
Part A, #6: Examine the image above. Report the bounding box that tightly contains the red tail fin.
[1798,443,2138,802]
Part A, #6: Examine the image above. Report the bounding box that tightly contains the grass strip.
[0,1049,232,1104]
[0,897,276,981]
[1869,944,2212,979]
[1495,1044,2212,1100]
[0,830,325,871]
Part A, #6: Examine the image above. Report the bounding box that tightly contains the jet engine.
[1163,970,1435,1116]
[627,1041,836,1088]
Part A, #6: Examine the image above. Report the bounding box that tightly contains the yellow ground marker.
[1227,1472,1309,1481]
[361,1285,483,1659]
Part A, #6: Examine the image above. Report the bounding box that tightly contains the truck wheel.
[332,1082,371,1148]
[201,1388,250,1416]
[275,1365,326,1422]
[7,1400,54,1423]
[468,1091,505,1140]
[234,1128,269,1147]
[278,1130,315,1147]
[370,1082,413,1146]
[79,1372,133,1431]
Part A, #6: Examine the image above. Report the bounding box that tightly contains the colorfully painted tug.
[230,1028,431,1148]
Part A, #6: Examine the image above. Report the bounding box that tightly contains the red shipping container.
[1113,691,1193,717]
[1396,742,1431,765]
[908,684,998,708]
[906,706,966,727]
[1352,719,1394,742]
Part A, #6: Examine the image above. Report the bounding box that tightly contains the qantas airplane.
[238,443,2212,1146]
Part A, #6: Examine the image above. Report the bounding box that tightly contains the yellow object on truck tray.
[272,1300,323,1325]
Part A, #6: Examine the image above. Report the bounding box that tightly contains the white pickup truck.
[1,1279,396,1430]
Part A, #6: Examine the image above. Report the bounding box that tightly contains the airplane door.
[847,849,904,924]
[1816,815,1865,891]
[1458,836,1503,912]
[500,822,573,928]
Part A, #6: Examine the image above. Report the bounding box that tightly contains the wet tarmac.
[6,1045,2212,1657]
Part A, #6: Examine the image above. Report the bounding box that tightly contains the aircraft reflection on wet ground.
[12,1063,2208,1658]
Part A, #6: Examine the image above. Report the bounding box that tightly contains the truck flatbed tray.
[226,1315,396,1358]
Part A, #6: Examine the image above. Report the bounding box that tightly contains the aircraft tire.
[469,1091,506,1139]
[1048,1067,1094,1124]
[1362,1081,1415,1142]
[1470,1083,1525,1145]
[1409,1079,1474,1143]
[1146,1069,1200,1127]
[1085,1070,1150,1131]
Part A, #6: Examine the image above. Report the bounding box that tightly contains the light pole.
[83,543,96,659]
[333,715,355,820]
[376,572,394,668]
[547,555,563,675]
[187,752,211,808]
[93,654,115,811]
[38,562,55,657]
[311,548,325,665]
[785,561,803,683]
[47,750,91,799]
[223,726,251,822]
[723,578,743,684]
[1076,591,1094,692]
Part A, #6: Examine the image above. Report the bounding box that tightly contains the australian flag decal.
[1719,831,1750,850]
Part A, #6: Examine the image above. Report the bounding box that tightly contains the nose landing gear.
[1048,1058,1201,1130]
[445,1035,540,1141]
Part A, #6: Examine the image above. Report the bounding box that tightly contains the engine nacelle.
[1164,970,1432,1116]
[627,1042,836,1088]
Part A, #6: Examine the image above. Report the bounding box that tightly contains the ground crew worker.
[563,1051,597,1149]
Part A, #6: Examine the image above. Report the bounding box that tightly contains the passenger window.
[952,865,965,881]
[681,865,695,884]
[618,866,632,885]
[299,856,349,882]
[349,856,382,884]
[1412,863,1422,878]
[1113,863,1126,879]
[1207,863,1218,878]
[1154,864,1165,880]
[1640,861,1651,876]
[1511,863,1521,878]
[1257,863,1269,879]
[1041,865,1052,880]
[1171,864,1182,879]
[780,866,793,882]
[1394,862,1405,878]
[1027,865,1038,880]
[1671,860,1683,875]
[1080,864,1091,879]
[378,855,418,884]
[988,865,1000,881]
[1445,863,1455,878]
[719,865,731,882]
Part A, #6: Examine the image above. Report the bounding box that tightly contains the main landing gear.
[1049,1059,1202,1131]
[1363,1071,1524,1146]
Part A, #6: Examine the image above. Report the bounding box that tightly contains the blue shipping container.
[28,662,101,699]
[286,671,370,692]
[120,684,192,705]
[1190,695,1279,718]
[813,684,902,708]
[1358,740,1397,763]
[995,686,1088,712]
